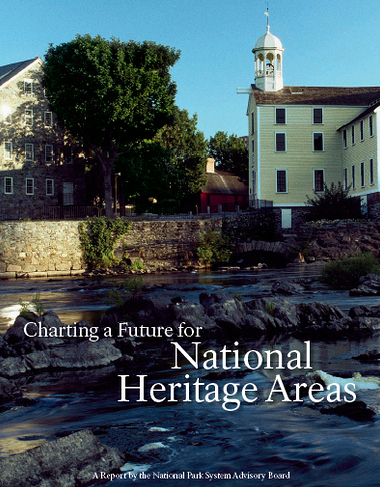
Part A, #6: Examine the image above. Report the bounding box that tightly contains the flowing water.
[1,267,380,486]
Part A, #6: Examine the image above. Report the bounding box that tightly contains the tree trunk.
[99,156,116,218]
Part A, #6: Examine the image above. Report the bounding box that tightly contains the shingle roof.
[201,170,248,195]
[0,58,40,88]
[252,85,380,106]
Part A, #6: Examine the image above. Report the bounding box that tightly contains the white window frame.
[4,177,13,194]
[313,169,325,193]
[351,125,355,145]
[313,108,323,124]
[360,161,365,187]
[360,120,364,141]
[26,178,34,195]
[25,143,34,161]
[2,106,11,124]
[4,141,12,160]
[313,132,324,151]
[275,107,286,124]
[276,169,288,193]
[342,129,347,148]
[25,109,33,126]
[24,79,33,96]
[344,168,348,190]
[370,158,374,185]
[46,178,54,196]
[352,165,356,189]
[369,116,374,137]
[45,144,54,163]
[44,111,53,127]
[275,132,286,152]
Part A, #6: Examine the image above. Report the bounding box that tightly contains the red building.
[200,159,249,213]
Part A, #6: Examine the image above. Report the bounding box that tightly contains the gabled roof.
[201,170,248,195]
[0,57,41,89]
[252,85,380,106]
[338,100,380,130]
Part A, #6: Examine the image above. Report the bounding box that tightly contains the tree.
[305,182,363,221]
[155,107,208,209]
[44,34,180,216]
[208,131,248,181]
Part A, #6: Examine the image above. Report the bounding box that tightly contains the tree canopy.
[116,107,207,212]
[44,34,180,216]
[208,131,248,181]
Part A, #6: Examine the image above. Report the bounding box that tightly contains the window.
[4,141,12,160]
[25,109,33,126]
[26,178,34,195]
[370,158,374,185]
[352,165,356,189]
[360,120,364,141]
[276,169,287,193]
[275,133,286,152]
[344,168,348,190]
[361,161,365,187]
[2,106,11,124]
[351,125,355,145]
[251,112,254,134]
[275,108,286,124]
[45,144,53,163]
[46,179,54,196]
[343,129,347,148]
[313,132,323,151]
[313,108,323,124]
[24,79,33,95]
[369,116,374,137]
[44,111,53,127]
[4,177,13,194]
[25,143,34,161]
[314,169,324,192]
[251,139,254,155]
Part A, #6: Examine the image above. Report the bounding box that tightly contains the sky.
[2,0,380,139]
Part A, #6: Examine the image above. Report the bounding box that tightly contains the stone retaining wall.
[0,218,223,279]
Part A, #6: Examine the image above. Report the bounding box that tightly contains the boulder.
[199,292,248,336]
[0,377,20,404]
[271,280,305,295]
[350,274,380,296]
[0,429,124,487]
[0,339,122,378]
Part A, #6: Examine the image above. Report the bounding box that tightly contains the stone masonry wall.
[0,221,83,279]
[0,218,223,279]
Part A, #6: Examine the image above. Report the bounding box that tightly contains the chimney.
[206,158,215,173]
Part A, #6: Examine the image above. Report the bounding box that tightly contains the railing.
[0,204,251,222]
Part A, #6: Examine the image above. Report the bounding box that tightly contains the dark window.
[361,161,365,187]
[369,116,374,137]
[275,108,286,124]
[370,159,374,185]
[313,133,323,151]
[360,120,364,141]
[276,170,287,193]
[344,168,348,189]
[314,169,324,192]
[343,129,347,148]
[352,165,356,189]
[4,177,13,194]
[313,108,323,124]
[275,133,286,151]
[251,112,254,134]
[352,125,355,145]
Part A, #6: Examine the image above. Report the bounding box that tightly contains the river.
[1,266,380,487]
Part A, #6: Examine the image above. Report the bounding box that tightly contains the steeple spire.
[265,4,269,31]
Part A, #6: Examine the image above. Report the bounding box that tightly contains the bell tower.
[252,10,284,92]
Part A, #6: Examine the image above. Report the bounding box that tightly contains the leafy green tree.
[155,107,208,209]
[208,131,248,181]
[305,182,363,221]
[44,34,180,217]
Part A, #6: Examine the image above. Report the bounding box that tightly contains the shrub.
[321,252,379,288]
[305,182,363,222]
[107,275,144,306]
[197,231,233,268]
[78,216,131,269]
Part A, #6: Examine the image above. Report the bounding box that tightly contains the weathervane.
[264,3,269,30]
